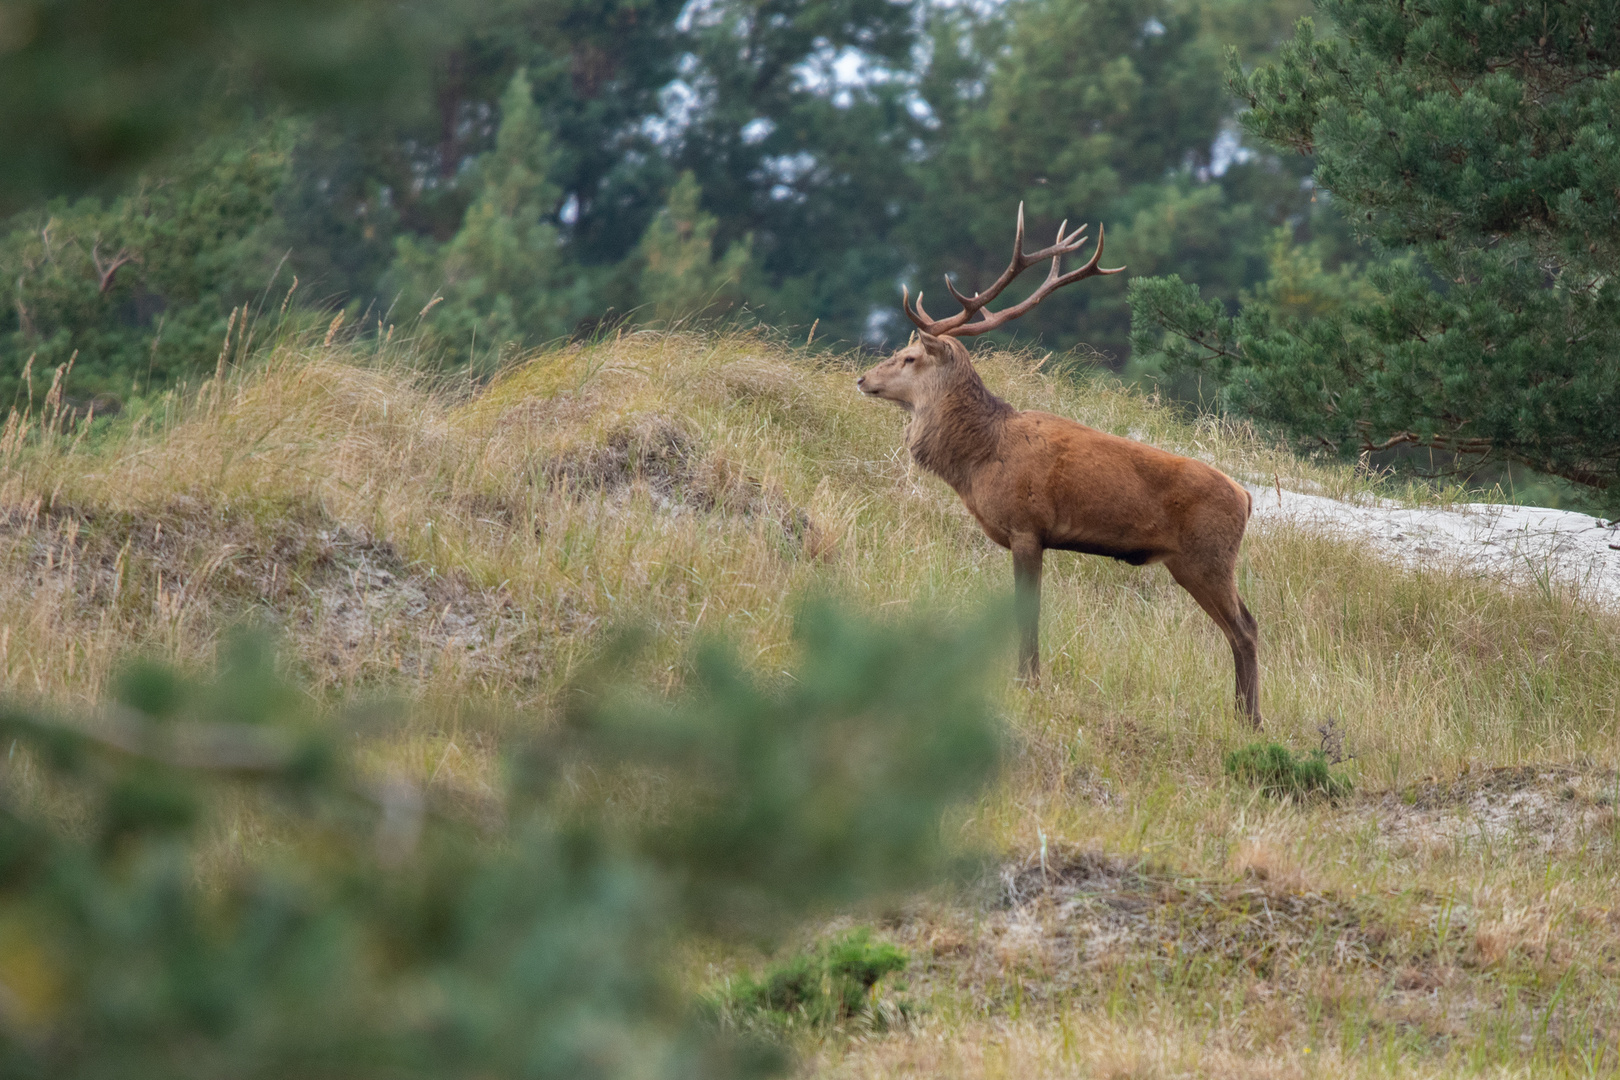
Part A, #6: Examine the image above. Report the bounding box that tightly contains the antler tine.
[901,285,924,330]
[1020,219,1089,266]
[929,201,1029,330]
[901,285,943,333]
[1066,222,1125,280]
[942,217,1085,320]
[949,223,1125,338]
[899,207,1123,339]
[912,290,943,328]
[925,202,1055,333]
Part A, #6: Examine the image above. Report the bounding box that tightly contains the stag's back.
[962,409,1251,561]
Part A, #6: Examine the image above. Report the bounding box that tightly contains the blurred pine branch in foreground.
[0,607,1000,1079]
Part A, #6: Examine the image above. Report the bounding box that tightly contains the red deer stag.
[856,205,1261,726]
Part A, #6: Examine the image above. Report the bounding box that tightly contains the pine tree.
[635,173,756,325]
[396,70,587,358]
[0,123,297,407]
[1132,0,1620,497]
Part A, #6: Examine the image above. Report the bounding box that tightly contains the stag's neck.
[906,366,1015,491]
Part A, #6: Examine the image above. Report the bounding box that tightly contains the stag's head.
[856,202,1122,409]
[856,331,968,411]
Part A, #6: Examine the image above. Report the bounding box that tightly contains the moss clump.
[1224,742,1351,799]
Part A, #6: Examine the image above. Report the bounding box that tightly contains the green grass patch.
[711,929,911,1030]
[1224,741,1351,799]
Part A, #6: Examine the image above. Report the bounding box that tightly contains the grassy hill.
[4,328,1620,1076]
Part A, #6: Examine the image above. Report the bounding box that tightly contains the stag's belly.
[1046,536,1161,565]
[962,503,1164,564]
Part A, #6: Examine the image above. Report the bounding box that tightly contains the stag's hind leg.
[1163,554,1261,728]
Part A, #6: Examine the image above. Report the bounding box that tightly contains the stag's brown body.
[857,206,1261,725]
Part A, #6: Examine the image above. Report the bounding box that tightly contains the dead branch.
[91,241,138,294]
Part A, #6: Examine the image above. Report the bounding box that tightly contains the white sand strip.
[1244,483,1620,608]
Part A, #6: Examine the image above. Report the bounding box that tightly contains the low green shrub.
[1224,741,1351,799]
[713,930,910,1030]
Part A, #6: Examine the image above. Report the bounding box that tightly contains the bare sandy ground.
[1244,483,1620,608]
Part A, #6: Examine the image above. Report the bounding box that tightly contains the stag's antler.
[903,202,1123,337]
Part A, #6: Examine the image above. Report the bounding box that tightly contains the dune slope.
[4,330,1620,1077]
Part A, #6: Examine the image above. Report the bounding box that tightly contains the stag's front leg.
[1011,535,1044,683]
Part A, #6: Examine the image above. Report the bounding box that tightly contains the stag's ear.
[919,331,962,364]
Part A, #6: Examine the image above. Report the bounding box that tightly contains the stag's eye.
[902,355,914,364]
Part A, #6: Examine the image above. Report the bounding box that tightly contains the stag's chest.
[911,451,1035,552]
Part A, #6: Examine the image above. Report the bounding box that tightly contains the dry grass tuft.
[1228,832,1319,894]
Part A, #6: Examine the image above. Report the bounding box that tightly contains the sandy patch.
[1245,484,1620,606]
[884,849,1389,1008]
[1345,765,1619,858]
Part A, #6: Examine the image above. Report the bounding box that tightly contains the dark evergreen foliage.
[2,0,1357,402]
[0,126,300,409]
[1132,0,1620,497]
[0,0,441,215]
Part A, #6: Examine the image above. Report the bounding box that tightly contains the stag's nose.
[856,375,866,389]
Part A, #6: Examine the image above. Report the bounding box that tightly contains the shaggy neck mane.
[906,354,1014,490]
